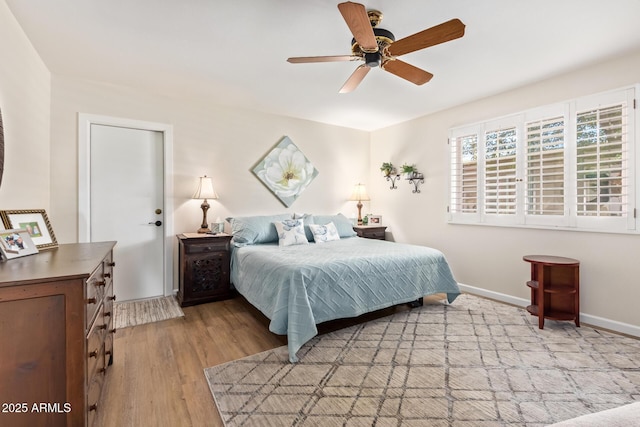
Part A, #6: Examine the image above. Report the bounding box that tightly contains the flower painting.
[252,136,319,207]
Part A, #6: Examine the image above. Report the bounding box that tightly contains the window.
[575,104,627,217]
[449,86,637,233]
[484,126,517,215]
[526,116,565,216]
[450,133,478,214]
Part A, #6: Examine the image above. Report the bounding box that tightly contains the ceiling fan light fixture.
[364,52,381,67]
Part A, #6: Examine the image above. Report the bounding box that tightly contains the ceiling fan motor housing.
[351,27,395,65]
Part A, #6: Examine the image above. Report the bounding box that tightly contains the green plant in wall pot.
[401,163,417,179]
[380,162,396,177]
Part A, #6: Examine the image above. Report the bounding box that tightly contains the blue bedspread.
[230,237,460,362]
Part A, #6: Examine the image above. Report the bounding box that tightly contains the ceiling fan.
[287,1,465,93]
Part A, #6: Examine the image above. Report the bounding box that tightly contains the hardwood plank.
[95,294,443,426]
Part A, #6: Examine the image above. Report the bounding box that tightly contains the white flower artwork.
[253,136,319,207]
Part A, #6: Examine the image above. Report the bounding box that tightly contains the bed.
[228,213,460,362]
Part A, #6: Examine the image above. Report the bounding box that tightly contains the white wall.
[370,49,640,332]
[3,0,639,334]
[0,1,50,208]
[49,77,371,243]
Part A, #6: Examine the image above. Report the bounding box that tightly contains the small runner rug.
[204,293,640,426]
[114,295,184,329]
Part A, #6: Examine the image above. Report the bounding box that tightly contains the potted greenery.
[401,163,417,179]
[380,162,396,177]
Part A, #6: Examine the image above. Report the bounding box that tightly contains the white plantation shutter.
[526,116,565,216]
[450,133,478,214]
[449,85,637,233]
[484,127,517,215]
[576,103,627,217]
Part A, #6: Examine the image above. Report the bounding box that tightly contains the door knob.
[155,209,162,214]
[149,220,162,226]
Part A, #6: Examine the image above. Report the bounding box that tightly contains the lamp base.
[198,200,211,233]
[356,201,363,226]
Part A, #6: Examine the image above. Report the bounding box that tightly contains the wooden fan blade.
[287,55,361,64]
[339,64,370,93]
[382,59,433,85]
[338,2,378,53]
[387,18,465,57]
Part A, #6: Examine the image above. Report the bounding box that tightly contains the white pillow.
[308,222,340,243]
[273,219,309,246]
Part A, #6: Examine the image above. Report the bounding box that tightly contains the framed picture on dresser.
[0,229,39,260]
[0,209,58,250]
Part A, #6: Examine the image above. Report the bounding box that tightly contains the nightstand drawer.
[184,240,228,254]
[365,230,385,239]
[353,226,387,240]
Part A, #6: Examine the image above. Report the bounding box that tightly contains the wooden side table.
[177,233,233,306]
[353,225,387,240]
[523,255,580,329]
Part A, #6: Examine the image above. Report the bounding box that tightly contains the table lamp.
[349,183,370,225]
[193,175,218,233]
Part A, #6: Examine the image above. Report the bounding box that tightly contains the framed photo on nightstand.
[368,215,382,225]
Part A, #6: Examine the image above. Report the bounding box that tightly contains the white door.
[89,124,165,301]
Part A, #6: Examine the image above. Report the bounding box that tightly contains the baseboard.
[458,283,640,339]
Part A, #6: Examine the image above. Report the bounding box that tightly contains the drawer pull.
[105,350,112,356]
[89,349,98,358]
[87,297,97,304]
[104,311,112,318]
[104,272,111,278]
[110,328,117,334]
[108,295,117,302]
[89,403,98,412]
[108,261,116,267]
[98,324,107,331]
[96,280,106,287]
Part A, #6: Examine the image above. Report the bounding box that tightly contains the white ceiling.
[6,0,640,131]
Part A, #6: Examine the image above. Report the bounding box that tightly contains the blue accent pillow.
[310,213,356,238]
[227,214,291,246]
[309,222,341,243]
[273,219,309,246]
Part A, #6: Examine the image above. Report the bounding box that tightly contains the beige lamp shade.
[192,175,218,200]
[349,183,370,202]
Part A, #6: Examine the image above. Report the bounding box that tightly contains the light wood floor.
[95,295,429,427]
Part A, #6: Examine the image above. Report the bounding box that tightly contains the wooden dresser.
[0,242,116,427]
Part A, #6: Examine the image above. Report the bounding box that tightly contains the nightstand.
[353,225,387,240]
[177,233,233,306]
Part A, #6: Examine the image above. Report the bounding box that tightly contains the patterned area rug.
[114,295,184,329]
[205,293,640,426]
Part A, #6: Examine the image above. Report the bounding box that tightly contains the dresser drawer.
[103,283,114,324]
[87,307,107,380]
[87,371,106,427]
[104,328,114,367]
[103,252,114,288]
[86,266,106,327]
